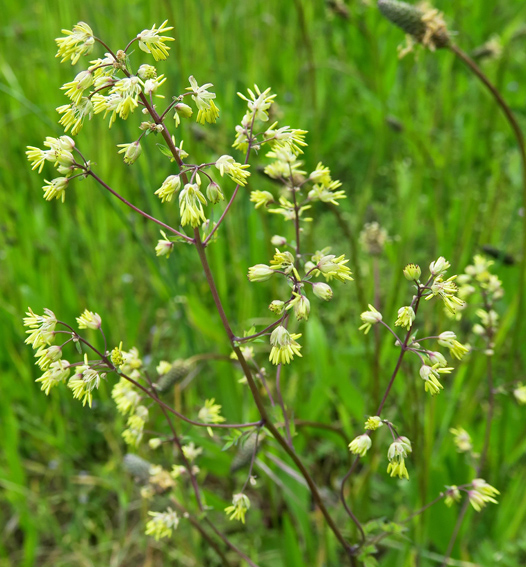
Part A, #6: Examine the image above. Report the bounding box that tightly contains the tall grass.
[1,0,526,565]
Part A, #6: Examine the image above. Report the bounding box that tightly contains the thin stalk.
[275,362,293,448]
[372,256,381,407]
[78,336,260,430]
[204,518,262,567]
[143,372,204,510]
[241,428,261,492]
[450,44,526,366]
[478,356,494,473]
[169,499,233,567]
[442,289,496,563]
[402,493,446,523]
[441,500,469,567]
[294,419,351,445]
[340,281,428,542]
[87,170,193,243]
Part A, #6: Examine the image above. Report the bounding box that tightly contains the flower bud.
[312,282,333,301]
[248,264,274,282]
[429,256,450,276]
[271,235,287,247]
[138,64,157,80]
[174,103,193,118]
[293,295,310,321]
[119,141,142,165]
[364,416,383,430]
[206,182,224,204]
[403,263,421,281]
[58,135,75,150]
[269,300,285,314]
[349,434,372,457]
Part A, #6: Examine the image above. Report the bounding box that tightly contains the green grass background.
[1,0,526,565]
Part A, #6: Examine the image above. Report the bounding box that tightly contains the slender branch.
[290,172,302,261]
[169,499,234,567]
[123,37,138,53]
[478,356,494,473]
[450,44,526,366]
[160,98,179,121]
[441,500,470,567]
[241,427,261,492]
[294,419,351,445]
[234,314,286,342]
[275,362,293,448]
[143,372,204,510]
[120,369,262,429]
[401,492,447,523]
[93,37,118,60]
[378,320,403,346]
[204,518,262,567]
[87,170,193,243]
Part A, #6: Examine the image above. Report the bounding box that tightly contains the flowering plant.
[22,15,508,566]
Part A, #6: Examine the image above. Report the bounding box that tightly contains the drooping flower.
[224,493,250,524]
[110,77,142,120]
[137,21,175,61]
[55,22,95,65]
[61,70,94,105]
[419,364,453,396]
[145,508,179,540]
[444,485,462,507]
[237,85,276,122]
[42,177,70,202]
[35,360,70,395]
[76,309,102,330]
[34,345,62,370]
[117,141,142,165]
[468,479,499,512]
[359,304,383,334]
[179,182,207,227]
[449,427,472,453]
[155,231,175,258]
[250,190,274,209]
[312,282,333,301]
[386,436,412,480]
[24,307,57,348]
[56,98,93,135]
[317,254,353,282]
[112,377,141,415]
[395,306,415,330]
[248,264,274,282]
[348,434,372,457]
[198,399,226,425]
[269,326,302,365]
[155,175,181,203]
[364,416,383,431]
[215,155,251,186]
[438,331,470,360]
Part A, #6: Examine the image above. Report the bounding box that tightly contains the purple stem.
[87,170,193,243]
